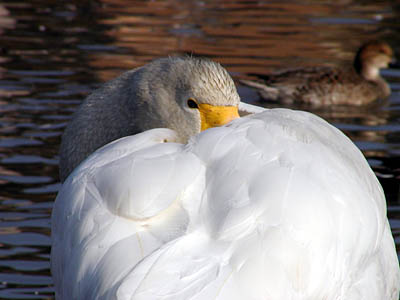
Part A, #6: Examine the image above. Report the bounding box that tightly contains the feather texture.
[51,109,400,300]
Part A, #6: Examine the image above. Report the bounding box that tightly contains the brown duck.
[240,41,395,105]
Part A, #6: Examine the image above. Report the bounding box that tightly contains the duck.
[240,40,395,105]
[51,56,400,299]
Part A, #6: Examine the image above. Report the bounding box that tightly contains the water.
[0,0,399,299]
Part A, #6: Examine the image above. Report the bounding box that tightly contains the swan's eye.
[187,99,199,109]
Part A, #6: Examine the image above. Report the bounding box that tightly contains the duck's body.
[51,57,399,300]
[241,41,394,105]
[52,109,399,299]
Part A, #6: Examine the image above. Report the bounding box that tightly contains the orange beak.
[198,103,240,131]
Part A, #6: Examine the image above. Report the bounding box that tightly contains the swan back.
[52,109,400,299]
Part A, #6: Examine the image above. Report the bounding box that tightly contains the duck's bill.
[198,103,240,131]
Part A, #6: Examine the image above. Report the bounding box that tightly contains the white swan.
[51,57,400,299]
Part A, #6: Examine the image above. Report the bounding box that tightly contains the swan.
[51,56,400,299]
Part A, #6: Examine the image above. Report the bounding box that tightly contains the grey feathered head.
[59,56,241,182]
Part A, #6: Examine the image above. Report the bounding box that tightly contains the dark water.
[0,0,399,299]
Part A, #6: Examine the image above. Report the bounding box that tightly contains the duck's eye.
[187,99,199,109]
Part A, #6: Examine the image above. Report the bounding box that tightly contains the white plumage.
[51,108,400,299]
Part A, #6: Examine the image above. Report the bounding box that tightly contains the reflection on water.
[0,0,399,299]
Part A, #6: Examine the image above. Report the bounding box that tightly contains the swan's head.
[135,56,241,142]
[59,56,241,182]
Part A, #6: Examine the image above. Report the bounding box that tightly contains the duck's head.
[354,40,394,80]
